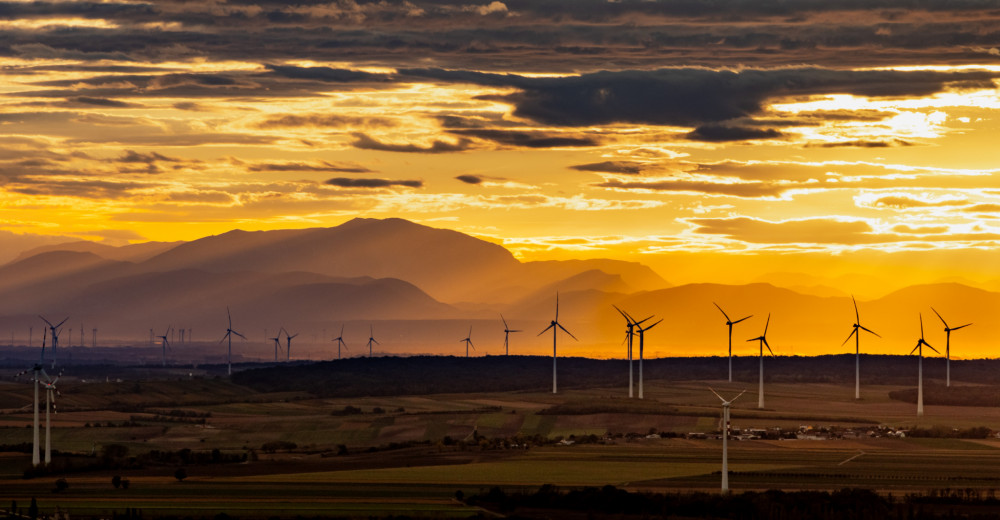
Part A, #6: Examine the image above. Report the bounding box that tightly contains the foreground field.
[1,373,1000,518]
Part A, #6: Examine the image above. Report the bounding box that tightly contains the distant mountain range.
[0,218,997,362]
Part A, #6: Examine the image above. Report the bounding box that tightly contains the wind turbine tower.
[500,315,520,356]
[710,388,746,494]
[39,316,68,368]
[269,332,283,362]
[841,296,880,400]
[219,307,246,375]
[41,372,59,465]
[366,325,378,358]
[932,307,971,388]
[332,325,348,360]
[746,314,774,409]
[284,329,299,361]
[713,303,752,383]
[910,314,939,417]
[538,293,577,394]
[635,316,662,400]
[460,326,475,357]
[158,326,171,367]
[613,306,650,398]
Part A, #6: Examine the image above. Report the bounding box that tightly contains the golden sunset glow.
[5,1,1000,359]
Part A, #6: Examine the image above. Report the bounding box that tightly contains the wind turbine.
[39,316,68,368]
[613,306,650,398]
[16,328,46,466]
[41,371,59,465]
[841,296,880,400]
[157,326,172,367]
[284,329,299,362]
[269,332,283,362]
[635,316,662,400]
[709,388,746,494]
[746,314,773,409]
[459,326,475,357]
[713,303,752,383]
[931,307,971,388]
[500,315,520,356]
[332,325,348,360]
[219,307,245,376]
[538,292,577,394]
[366,325,378,358]
[910,314,940,417]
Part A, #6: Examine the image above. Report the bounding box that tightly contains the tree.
[174,468,187,482]
[112,475,122,489]
[28,498,37,520]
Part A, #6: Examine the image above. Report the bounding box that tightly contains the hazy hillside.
[10,240,181,265]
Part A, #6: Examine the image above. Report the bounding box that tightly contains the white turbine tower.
[841,296,880,400]
[713,303,752,383]
[635,317,662,400]
[16,329,47,466]
[284,329,299,362]
[931,307,971,388]
[500,315,520,356]
[746,314,773,409]
[332,325,348,360]
[709,388,746,494]
[538,293,577,394]
[219,307,246,376]
[613,306,651,399]
[910,314,939,417]
[41,371,59,465]
[460,326,475,357]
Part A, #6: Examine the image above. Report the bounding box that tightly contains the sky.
[5,0,1000,290]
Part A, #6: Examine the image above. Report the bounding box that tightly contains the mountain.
[11,240,181,264]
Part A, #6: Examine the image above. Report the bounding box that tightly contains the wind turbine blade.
[219,331,230,344]
[469,340,475,350]
[340,325,345,336]
[634,315,654,326]
[644,319,664,332]
[764,339,774,356]
[39,316,54,327]
[763,314,770,336]
[501,314,509,329]
[372,338,379,345]
[557,323,578,341]
[919,313,925,339]
[732,390,747,401]
[909,343,919,355]
[555,292,559,321]
[227,306,232,328]
[931,307,948,328]
[733,315,752,324]
[852,295,859,323]
[468,326,472,337]
[859,325,881,338]
[925,342,940,355]
[953,323,972,331]
[613,305,633,324]
[746,336,761,342]
[840,328,858,346]
[712,302,730,322]
[510,329,522,333]
[537,324,555,336]
[55,317,69,328]
[232,331,247,340]
[708,387,725,402]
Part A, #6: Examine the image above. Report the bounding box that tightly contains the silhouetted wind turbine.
[460,326,475,357]
[269,332,283,362]
[219,307,245,375]
[538,293,577,394]
[746,314,773,409]
[366,325,378,358]
[39,316,68,368]
[613,306,650,398]
[931,307,971,388]
[713,303,752,383]
[158,326,172,367]
[841,296,880,400]
[635,316,662,400]
[910,314,939,417]
[332,325,348,360]
[710,387,746,494]
[500,315,520,356]
[284,329,299,361]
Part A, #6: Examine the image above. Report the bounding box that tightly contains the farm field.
[0,371,999,518]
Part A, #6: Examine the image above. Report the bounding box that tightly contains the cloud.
[596,178,786,198]
[249,161,372,173]
[893,224,949,234]
[807,139,913,148]
[964,204,1000,213]
[455,175,483,184]
[324,177,423,188]
[263,64,393,83]
[449,129,599,148]
[872,195,969,209]
[255,114,396,129]
[570,161,646,174]
[351,133,473,153]
[688,216,879,244]
[685,124,784,142]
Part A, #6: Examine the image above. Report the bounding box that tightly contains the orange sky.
[4,1,1000,297]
